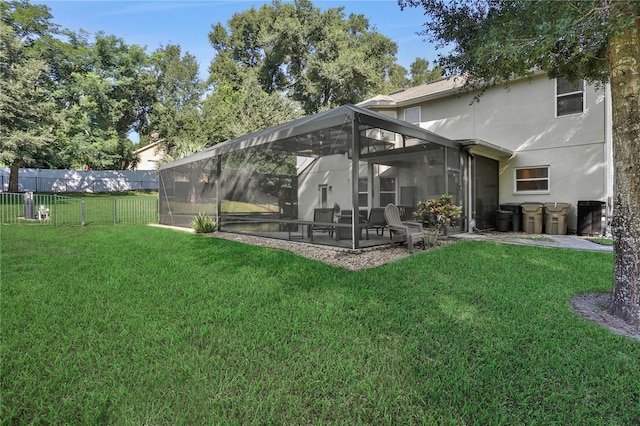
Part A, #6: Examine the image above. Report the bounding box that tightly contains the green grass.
[2,225,639,424]
[588,237,614,246]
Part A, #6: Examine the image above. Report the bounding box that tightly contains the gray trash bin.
[499,203,522,232]
[496,210,512,232]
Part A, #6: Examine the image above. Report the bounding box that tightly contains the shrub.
[191,212,218,233]
[413,194,462,230]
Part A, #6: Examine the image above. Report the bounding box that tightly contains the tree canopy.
[146,43,204,159]
[0,0,157,180]
[399,0,630,87]
[208,0,400,113]
[399,0,640,327]
[1,0,449,188]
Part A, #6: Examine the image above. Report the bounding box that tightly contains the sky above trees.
[32,0,439,80]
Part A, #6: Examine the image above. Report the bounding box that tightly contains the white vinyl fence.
[0,168,158,193]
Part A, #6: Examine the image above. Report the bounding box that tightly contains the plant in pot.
[413,194,462,245]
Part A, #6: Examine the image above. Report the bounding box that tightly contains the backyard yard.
[2,224,639,424]
[0,191,159,226]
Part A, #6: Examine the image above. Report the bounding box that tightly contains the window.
[358,178,368,207]
[403,107,421,124]
[515,167,549,192]
[556,77,585,116]
[379,177,396,206]
[319,185,328,208]
[379,110,399,143]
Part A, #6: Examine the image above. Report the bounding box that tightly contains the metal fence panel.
[0,193,158,225]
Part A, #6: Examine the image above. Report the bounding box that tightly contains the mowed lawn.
[2,225,639,424]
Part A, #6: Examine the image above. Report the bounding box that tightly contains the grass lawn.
[587,237,614,246]
[2,225,639,424]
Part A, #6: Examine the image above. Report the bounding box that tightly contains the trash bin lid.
[544,202,570,212]
[521,202,543,209]
[499,204,521,216]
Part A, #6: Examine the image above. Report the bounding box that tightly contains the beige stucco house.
[158,73,611,249]
[358,73,613,234]
[133,140,166,171]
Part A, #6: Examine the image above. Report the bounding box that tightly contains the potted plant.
[413,194,462,245]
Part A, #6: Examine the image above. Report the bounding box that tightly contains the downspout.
[463,147,476,233]
[216,156,222,229]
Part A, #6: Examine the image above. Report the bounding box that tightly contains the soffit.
[459,139,514,161]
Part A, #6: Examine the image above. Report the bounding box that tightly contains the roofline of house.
[390,86,463,108]
[357,79,463,109]
[134,139,165,154]
[360,71,550,110]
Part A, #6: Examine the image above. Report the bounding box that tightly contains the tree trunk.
[8,163,20,193]
[607,6,640,327]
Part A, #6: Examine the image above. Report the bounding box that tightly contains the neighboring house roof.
[160,104,458,171]
[134,140,163,155]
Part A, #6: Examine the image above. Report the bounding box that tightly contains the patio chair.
[384,203,425,252]
[307,208,335,240]
[364,207,387,237]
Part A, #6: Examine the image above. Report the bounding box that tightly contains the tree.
[409,57,443,85]
[208,0,399,113]
[0,1,56,192]
[378,58,444,94]
[147,44,203,152]
[399,0,640,326]
[161,74,302,203]
[1,1,157,174]
[381,63,410,94]
[47,32,156,169]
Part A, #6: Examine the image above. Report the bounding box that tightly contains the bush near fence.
[0,193,159,226]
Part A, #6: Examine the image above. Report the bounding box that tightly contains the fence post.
[81,197,85,226]
[54,194,57,226]
[113,197,117,225]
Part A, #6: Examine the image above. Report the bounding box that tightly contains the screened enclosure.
[159,104,467,249]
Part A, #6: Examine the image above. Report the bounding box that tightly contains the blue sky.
[34,0,439,79]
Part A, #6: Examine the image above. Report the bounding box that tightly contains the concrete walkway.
[451,232,613,252]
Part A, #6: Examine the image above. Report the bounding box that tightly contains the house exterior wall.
[134,142,165,171]
[373,74,610,233]
[297,154,351,221]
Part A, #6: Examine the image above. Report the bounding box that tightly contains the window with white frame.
[556,77,585,116]
[403,106,421,124]
[515,166,549,192]
[379,177,396,206]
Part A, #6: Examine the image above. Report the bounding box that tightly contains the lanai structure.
[158,104,464,249]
